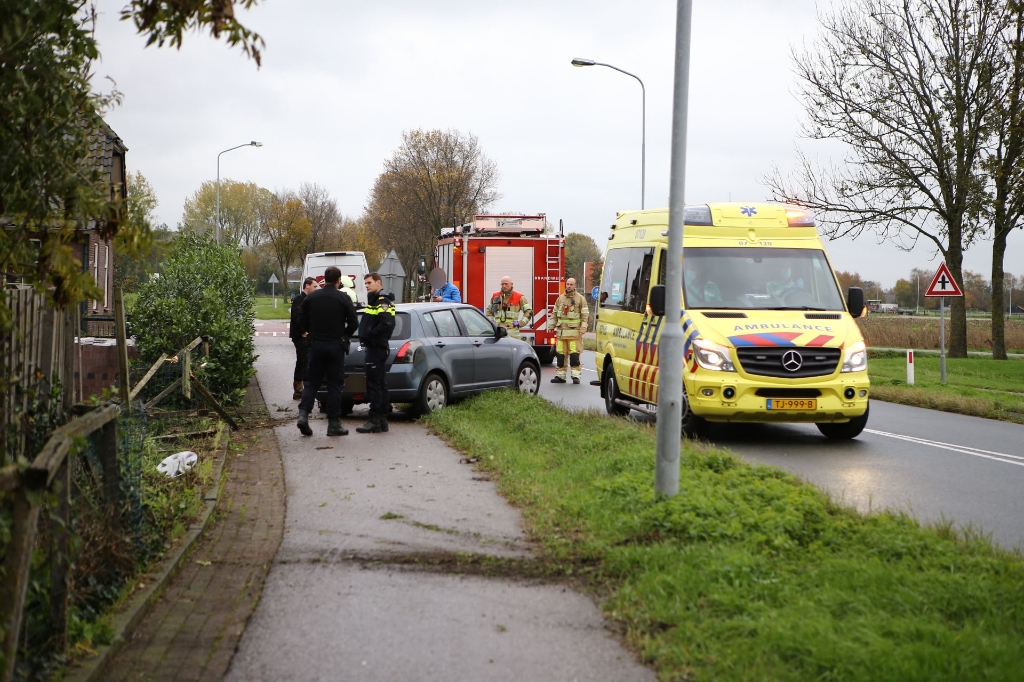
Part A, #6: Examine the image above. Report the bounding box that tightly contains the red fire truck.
[435,214,564,364]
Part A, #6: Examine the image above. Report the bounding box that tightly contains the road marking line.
[865,429,1024,468]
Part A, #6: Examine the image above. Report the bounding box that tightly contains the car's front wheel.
[816,404,869,440]
[415,372,449,415]
[515,361,540,395]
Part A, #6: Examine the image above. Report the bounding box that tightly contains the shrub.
[128,233,255,404]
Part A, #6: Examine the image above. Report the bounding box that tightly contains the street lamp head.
[571,58,596,67]
[251,141,263,147]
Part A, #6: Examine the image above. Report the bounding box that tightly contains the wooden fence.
[1,288,77,467]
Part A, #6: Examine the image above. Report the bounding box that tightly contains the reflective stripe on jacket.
[551,292,589,339]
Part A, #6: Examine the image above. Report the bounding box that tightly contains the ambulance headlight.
[841,341,867,373]
[692,339,735,372]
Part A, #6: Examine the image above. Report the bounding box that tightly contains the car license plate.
[766,398,817,411]
[344,375,366,393]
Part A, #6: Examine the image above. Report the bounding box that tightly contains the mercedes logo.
[781,350,803,372]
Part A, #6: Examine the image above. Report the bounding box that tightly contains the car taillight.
[394,340,420,363]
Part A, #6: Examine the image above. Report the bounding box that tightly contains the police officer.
[296,266,358,437]
[356,273,395,434]
[290,277,317,399]
[486,275,532,339]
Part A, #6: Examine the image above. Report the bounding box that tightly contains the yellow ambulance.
[595,202,870,439]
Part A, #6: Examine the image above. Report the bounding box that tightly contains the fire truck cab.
[435,214,565,364]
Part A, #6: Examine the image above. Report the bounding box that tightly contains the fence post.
[0,490,42,682]
[49,459,70,649]
[113,287,130,404]
[182,348,191,400]
[98,417,122,529]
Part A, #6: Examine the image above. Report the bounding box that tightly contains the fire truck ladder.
[545,239,562,317]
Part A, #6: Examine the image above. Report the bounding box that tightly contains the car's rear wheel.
[415,372,448,415]
[603,366,630,416]
[536,346,556,365]
[817,404,869,440]
[516,361,540,395]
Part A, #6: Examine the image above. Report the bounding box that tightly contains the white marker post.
[923,262,963,384]
[906,349,914,385]
[268,272,280,308]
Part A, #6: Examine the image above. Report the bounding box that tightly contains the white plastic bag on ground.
[157,451,199,478]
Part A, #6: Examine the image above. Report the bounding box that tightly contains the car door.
[422,309,476,393]
[456,306,513,388]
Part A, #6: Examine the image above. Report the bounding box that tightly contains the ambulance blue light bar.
[684,205,713,225]
[785,205,816,227]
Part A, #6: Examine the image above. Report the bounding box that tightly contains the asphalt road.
[540,350,1024,552]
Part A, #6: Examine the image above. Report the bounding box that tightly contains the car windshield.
[680,247,845,311]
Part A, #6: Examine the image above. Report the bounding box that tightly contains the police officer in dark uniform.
[355,272,395,434]
[297,266,358,437]
[290,277,317,399]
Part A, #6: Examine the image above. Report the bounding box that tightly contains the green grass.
[868,351,1024,423]
[253,295,291,320]
[427,392,1024,681]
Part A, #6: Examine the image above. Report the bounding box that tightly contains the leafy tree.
[181,179,265,247]
[962,270,991,310]
[114,171,171,292]
[129,233,255,403]
[894,279,916,309]
[259,194,310,294]
[364,129,501,279]
[767,0,1006,357]
[564,233,603,287]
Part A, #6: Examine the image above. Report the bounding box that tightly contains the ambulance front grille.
[735,347,841,378]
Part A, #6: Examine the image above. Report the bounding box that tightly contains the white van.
[302,252,370,305]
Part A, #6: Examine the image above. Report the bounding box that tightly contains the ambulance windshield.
[680,247,845,311]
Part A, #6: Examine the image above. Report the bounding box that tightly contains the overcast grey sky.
[93,0,1022,291]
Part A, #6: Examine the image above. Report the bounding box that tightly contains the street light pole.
[216,141,263,244]
[571,58,646,209]
[651,0,693,497]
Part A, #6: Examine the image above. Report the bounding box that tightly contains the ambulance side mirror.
[847,287,865,318]
[649,285,666,316]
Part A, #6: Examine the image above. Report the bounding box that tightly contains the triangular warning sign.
[924,262,963,297]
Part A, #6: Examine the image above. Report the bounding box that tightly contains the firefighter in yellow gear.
[485,275,532,339]
[550,277,589,384]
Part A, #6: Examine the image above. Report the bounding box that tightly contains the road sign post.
[268,272,280,308]
[924,263,963,384]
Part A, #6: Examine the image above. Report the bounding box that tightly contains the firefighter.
[485,276,532,339]
[355,273,396,434]
[550,277,589,384]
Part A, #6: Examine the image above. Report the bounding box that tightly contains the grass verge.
[868,351,1024,424]
[426,391,1024,681]
[253,296,291,320]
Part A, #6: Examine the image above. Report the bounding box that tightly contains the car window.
[424,310,462,337]
[456,307,494,337]
[354,312,410,340]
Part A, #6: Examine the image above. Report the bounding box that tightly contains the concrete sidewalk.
[225,335,652,681]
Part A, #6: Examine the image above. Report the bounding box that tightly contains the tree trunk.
[991,234,1008,360]
[946,247,968,358]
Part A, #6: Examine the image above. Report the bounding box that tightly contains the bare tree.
[983,3,1024,358]
[298,181,340,255]
[766,0,1005,357]
[364,129,501,278]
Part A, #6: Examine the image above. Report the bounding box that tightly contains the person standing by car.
[486,275,532,339]
[290,277,318,399]
[297,266,358,437]
[432,277,462,303]
[356,273,396,434]
[550,277,589,384]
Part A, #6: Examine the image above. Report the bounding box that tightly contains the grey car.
[321,302,541,415]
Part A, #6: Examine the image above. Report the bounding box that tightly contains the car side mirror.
[494,325,508,339]
[648,284,666,316]
[847,287,865,318]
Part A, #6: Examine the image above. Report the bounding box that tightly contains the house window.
[104,245,109,308]
[93,241,100,310]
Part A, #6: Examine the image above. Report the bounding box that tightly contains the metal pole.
[655,0,693,497]
[216,141,263,244]
[939,296,947,383]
